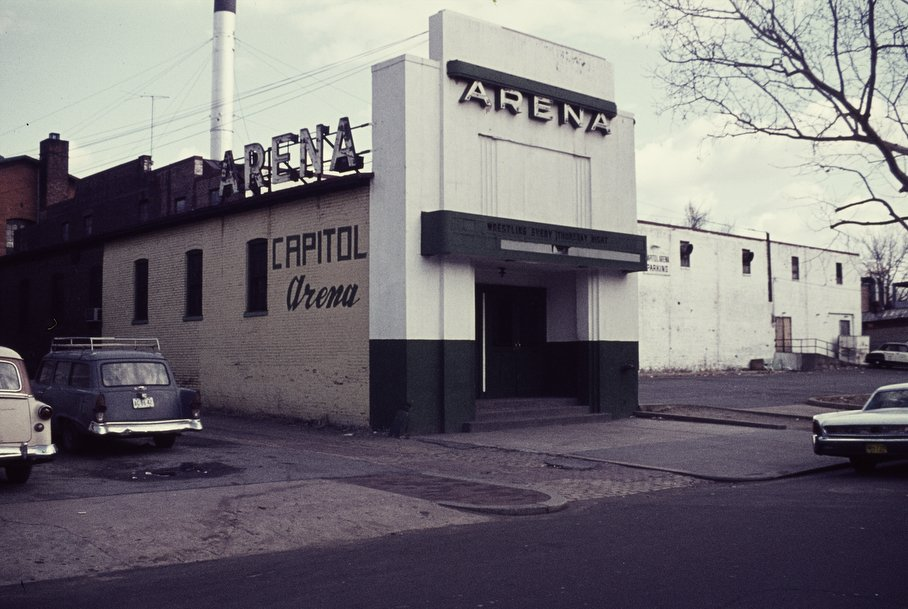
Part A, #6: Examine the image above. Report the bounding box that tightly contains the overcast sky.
[0,0,863,250]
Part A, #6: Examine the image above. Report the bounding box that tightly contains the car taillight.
[191,391,201,419]
[37,405,53,420]
[94,394,107,423]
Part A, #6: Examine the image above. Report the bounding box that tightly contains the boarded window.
[185,249,203,319]
[134,259,149,323]
[246,239,268,314]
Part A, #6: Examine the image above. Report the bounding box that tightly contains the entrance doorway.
[774,316,792,352]
[476,284,548,398]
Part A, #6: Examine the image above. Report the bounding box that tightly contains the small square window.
[791,256,800,281]
[742,249,754,275]
[680,241,693,268]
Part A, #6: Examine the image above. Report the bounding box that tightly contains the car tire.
[153,434,177,449]
[849,456,877,473]
[5,463,33,484]
[58,420,86,453]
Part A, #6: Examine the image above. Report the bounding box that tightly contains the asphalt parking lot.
[638,365,902,408]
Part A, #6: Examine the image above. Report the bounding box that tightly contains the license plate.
[866,443,887,455]
[133,396,155,409]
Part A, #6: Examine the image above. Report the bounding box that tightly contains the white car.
[813,382,908,472]
[864,342,908,367]
[0,347,56,483]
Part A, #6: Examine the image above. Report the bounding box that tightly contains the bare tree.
[862,228,908,308]
[684,201,710,228]
[644,0,908,230]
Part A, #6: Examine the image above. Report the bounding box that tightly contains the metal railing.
[50,337,160,352]
[775,338,837,358]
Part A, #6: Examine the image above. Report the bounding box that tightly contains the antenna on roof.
[140,94,170,163]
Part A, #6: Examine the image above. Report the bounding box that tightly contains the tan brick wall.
[102,187,370,425]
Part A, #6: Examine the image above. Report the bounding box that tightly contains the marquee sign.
[447,60,617,136]
[421,210,646,272]
[219,116,364,197]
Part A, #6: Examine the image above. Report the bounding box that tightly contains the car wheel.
[849,456,877,473]
[153,434,177,449]
[5,463,33,484]
[59,420,86,453]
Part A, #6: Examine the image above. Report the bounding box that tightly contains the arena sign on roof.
[447,60,617,136]
[218,116,364,197]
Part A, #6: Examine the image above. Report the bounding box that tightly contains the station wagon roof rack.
[50,337,161,352]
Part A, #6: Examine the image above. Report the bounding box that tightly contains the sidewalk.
[426,405,838,484]
[354,402,848,515]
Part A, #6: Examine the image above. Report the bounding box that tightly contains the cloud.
[635,115,851,247]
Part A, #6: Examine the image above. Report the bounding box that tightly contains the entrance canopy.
[421,210,646,273]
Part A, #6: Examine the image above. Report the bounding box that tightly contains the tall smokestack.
[210,0,236,160]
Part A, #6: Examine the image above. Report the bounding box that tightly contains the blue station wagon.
[33,338,202,450]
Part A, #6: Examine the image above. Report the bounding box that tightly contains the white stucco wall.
[638,222,861,371]
[370,10,639,346]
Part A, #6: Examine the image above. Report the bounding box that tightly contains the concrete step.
[465,398,609,432]
[465,412,612,433]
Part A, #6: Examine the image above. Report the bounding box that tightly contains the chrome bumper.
[0,443,57,462]
[89,419,203,436]
[813,435,908,457]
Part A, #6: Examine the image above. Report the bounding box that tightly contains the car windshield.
[864,389,908,411]
[101,362,170,387]
[0,361,21,391]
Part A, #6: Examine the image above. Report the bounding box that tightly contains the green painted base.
[369,339,639,434]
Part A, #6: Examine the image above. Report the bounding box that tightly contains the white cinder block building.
[638,221,862,372]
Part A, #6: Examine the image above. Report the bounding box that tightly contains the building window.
[175,197,187,214]
[61,222,70,242]
[246,239,268,314]
[5,219,30,251]
[134,258,149,323]
[185,249,203,319]
[835,262,843,285]
[791,256,800,281]
[742,249,754,275]
[680,241,693,268]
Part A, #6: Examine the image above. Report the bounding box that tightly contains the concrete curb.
[633,410,787,430]
[558,453,849,483]
[415,472,571,516]
[438,492,569,516]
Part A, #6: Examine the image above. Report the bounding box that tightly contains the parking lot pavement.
[3,375,859,587]
[0,412,702,586]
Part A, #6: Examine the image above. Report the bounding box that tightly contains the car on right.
[863,341,908,367]
[813,382,908,472]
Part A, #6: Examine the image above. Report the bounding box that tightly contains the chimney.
[210,0,236,161]
[39,132,69,211]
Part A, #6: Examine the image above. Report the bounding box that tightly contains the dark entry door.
[477,285,548,398]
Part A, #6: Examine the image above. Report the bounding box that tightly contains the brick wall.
[102,186,370,425]
[0,161,39,255]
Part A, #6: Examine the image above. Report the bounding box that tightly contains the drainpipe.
[765,232,773,302]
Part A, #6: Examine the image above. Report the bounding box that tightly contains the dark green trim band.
[421,210,646,272]
[369,338,639,434]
